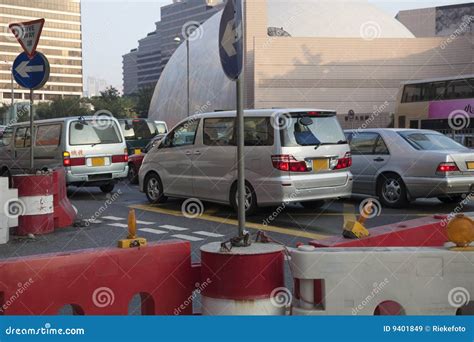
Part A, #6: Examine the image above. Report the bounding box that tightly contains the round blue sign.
[219,0,243,81]
[12,52,50,90]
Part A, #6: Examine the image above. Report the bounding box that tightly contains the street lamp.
[1,60,14,125]
[174,36,190,116]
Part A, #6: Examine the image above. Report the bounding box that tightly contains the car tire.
[230,181,258,216]
[144,172,168,204]
[377,173,408,208]
[300,200,326,209]
[100,183,115,194]
[128,163,139,185]
[438,195,464,204]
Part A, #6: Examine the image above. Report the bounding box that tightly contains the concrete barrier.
[52,168,76,229]
[0,241,200,315]
[290,245,473,315]
[0,177,19,244]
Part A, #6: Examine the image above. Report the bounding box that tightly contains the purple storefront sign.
[429,99,474,119]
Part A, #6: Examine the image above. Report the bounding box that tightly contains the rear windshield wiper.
[314,140,347,149]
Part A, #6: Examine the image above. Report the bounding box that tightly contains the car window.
[70,120,121,146]
[399,131,466,151]
[1,127,13,146]
[162,119,199,148]
[374,136,389,155]
[244,117,273,146]
[36,124,61,147]
[349,132,379,155]
[204,118,234,146]
[15,127,27,148]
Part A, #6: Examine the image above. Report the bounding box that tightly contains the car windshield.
[281,113,346,147]
[121,120,164,140]
[69,120,122,146]
[399,131,466,151]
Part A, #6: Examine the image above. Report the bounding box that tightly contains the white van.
[0,116,128,193]
[139,109,353,213]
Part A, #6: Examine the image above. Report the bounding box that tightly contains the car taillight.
[271,155,308,172]
[63,152,71,166]
[112,154,128,163]
[437,162,459,173]
[335,152,352,170]
[63,152,86,167]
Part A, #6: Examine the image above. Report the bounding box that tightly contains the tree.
[35,97,90,120]
[133,86,155,118]
[89,86,137,119]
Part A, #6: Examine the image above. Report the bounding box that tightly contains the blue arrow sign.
[219,0,243,81]
[12,51,50,90]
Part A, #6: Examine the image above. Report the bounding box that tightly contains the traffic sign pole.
[29,89,34,171]
[236,75,245,238]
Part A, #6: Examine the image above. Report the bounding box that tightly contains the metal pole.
[236,76,245,238]
[187,39,190,116]
[10,65,14,124]
[29,89,34,171]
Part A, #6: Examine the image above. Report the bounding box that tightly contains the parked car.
[345,129,474,207]
[128,134,166,184]
[0,116,128,193]
[139,109,353,214]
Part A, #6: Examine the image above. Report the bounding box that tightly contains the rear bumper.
[66,167,128,187]
[257,172,353,206]
[405,176,474,198]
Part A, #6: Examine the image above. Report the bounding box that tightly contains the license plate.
[91,157,105,167]
[313,159,329,171]
[467,162,474,170]
[134,149,142,155]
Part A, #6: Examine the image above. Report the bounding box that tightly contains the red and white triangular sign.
[9,19,45,59]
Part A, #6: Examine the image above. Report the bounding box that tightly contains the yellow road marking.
[130,204,330,240]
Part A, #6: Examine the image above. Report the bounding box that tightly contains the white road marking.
[108,223,129,228]
[86,219,102,224]
[160,225,189,231]
[137,220,154,225]
[103,216,125,221]
[194,231,224,238]
[139,228,167,235]
[172,234,204,242]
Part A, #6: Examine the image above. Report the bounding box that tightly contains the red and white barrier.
[0,177,19,244]
[201,242,286,315]
[290,245,473,315]
[52,168,76,228]
[12,174,54,236]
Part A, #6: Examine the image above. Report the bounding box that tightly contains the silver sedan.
[345,129,474,208]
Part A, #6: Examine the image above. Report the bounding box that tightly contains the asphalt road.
[1,180,473,261]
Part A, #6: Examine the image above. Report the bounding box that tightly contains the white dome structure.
[149,0,415,127]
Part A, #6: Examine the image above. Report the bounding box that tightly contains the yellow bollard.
[118,209,147,249]
[343,202,371,239]
[446,214,474,251]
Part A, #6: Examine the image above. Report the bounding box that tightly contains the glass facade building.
[0,0,83,102]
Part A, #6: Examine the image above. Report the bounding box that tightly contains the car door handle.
[374,157,385,162]
[185,151,192,156]
[194,151,201,156]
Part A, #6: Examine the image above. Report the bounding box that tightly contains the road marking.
[172,234,204,242]
[108,223,128,228]
[130,204,329,240]
[137,220,154,225]
[194,231,225,238]
[139,228,167,235]
[159,225,189,232]
[103,216,125,221]
[86,219,102,224]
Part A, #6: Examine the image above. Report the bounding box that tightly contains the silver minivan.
[0,116,128,193]
[139,109,353,214]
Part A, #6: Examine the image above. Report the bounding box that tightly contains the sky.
[80,0,473,93]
